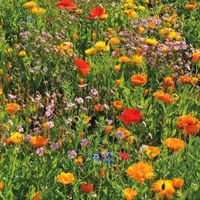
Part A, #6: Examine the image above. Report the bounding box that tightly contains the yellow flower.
[151,179,175,200]
[131,54,143,64]
[0,86,2,96]
[124,188,138,200]
[127,162,154,183]
[100,13,109,19]
[145,38,158,46]
[18,50,26,57]
[128,10,138,19]
[6,132,25,144]
[94,41,109,52]
[167,31,177,40]
[109,37,120,45]
[75,156,84,165]
[145,146,160,159]
[6,48,12,56]
[57,172,75,185]
[75,9,83,14]
[31,7,46,14]
[85,48,96,56]
[23,1,37,9]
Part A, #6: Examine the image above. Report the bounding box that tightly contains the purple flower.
[80,138,90,147]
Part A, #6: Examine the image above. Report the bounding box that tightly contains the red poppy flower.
[117,108,144,125]
[75,58,90,76]
[56,0,76,9]
[118,152,130,160]
[88,7,104,20]
[81,183,94,193]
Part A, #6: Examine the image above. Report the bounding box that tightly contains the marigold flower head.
[94,41,109,52]
[163,138,185,151]
[23,1,37,9]
[114,65,121,73]
[18,50,27,57]
[6,103,20,115]
[131,74,147,85]
[131,54,143,65]
[6,132,25,145]
[118,56,131,63]
[145,146,160,159]
[31,7,46,14]
[116,127,131,138]
[85,48,96,56]
[94,104,103,112]
[192,52,199,63]
[153,91,173,103]
[127,162,154,183]
[185,4,196,10]
[145,38,158,46]
[113,100,123,110]
[162,77,175,92]
[88,7,106,20]
[151,179,175,200]
[30,135,48,148]
[176,115,200,135]
[124,188,138,200]
[109,37,120,45]
[105,125,113,134]
[172,178,184,189]
[57,172,75,185]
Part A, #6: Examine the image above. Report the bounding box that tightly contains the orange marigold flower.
[75,156,84,165]
[0,181,4,191]
[6,132,25,145]
[172,178,184,189]
[179,76,193,84]
[162,77,175,92]
[73,33,78,40]
[32,192,41,200]
[113,100,123,110]
[114,65,121,73]
[153,91,173,103]
[116,127,131,138]
[100,167,105,177]
[185,4,196,10]
[6,103,20,115]
[192,52,199,63]
[126,162,154,183]
[57,172,75,185]
[131,74,147,85]
[151,179,175,200]
[94,104,103,112]
[176,115,200,135]
[145,146,160,159]
[118,56,130,63]
[124,188,138,200]
[163,138,185,151]
[105,125,113,134]
[115,79,121,87]
[30,135,48,148]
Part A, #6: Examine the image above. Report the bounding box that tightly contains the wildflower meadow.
[0,0,200,199]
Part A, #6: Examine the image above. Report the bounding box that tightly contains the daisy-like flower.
[163,138,185,151]
[176,115,200,135]
[151,179,175,200]
[126,162,154,183]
